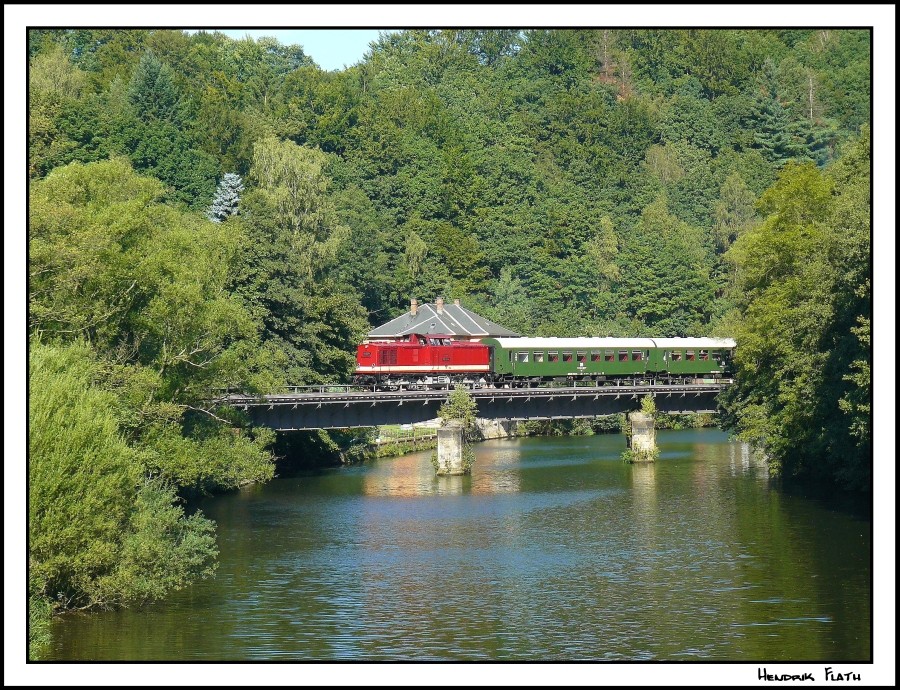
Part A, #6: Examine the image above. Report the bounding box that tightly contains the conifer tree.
[127,51,179,122]
[207,172,244,223]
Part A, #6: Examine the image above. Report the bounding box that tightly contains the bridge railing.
[208,384,378,400]
[283,384,372,394]
[209,379,735,403]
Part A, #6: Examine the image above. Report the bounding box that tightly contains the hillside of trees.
[27,29,871,651]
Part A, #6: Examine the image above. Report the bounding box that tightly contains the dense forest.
[27,29,871,652]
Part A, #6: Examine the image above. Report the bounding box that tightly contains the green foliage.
[655,413,717,430]
[517,416,625,437]
[462,446,477,473]
[640,394,657,416]
[622,447,660,464]
[29,340,219,611]
[438,386,479,437]
[613,196,716,336]
[249,137,347,258]
[127,52,180,122]
[377,437,437,459]
[28,44,91,178]
[720,130,870,491]
[92,481,218,606]
[713,172,758,252]
[29,596,53,660]
[27,155,281,631]
[142,422,275,494]
[29,158,271,400]
[232,137,370,385]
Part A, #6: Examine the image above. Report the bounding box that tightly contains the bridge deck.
[220,383,729,431]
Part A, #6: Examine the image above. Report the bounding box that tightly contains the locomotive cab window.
[534,352,544,363]
[618,351,628,362]
[671,351,682,361]
[563,352,573,363]
[591,351,601,362]
[517,352,529,363]
[605,351,614,362]
[549,351,559,362]
[686,350,696,361]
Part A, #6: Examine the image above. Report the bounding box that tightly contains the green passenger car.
[480,337,735,386]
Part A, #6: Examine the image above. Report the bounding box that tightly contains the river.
[48,429,870,661]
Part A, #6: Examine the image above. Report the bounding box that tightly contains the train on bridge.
[354,335,736,391]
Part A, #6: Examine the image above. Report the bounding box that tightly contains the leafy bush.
[29,340,218,611]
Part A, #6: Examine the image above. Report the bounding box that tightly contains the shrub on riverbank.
[28,596,52,660]
[655,413,718,430]
[517,415,628,437]
[29,340,220,642]
[375,438,437,458]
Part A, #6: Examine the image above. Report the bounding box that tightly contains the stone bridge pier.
[626,411,657,463]
[436,422,466,475]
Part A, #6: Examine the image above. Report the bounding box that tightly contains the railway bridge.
[220,382,730,473]
[221,383,728,431]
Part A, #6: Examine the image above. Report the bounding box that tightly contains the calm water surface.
[50,429,870,661]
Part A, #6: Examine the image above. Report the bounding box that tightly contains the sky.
[188,29,397,71]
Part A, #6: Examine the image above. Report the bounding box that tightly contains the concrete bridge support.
[626,411,657,463]
[476,418,516,440]
[436,422,466,475]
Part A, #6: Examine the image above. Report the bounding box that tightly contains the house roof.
[367,302,521,339]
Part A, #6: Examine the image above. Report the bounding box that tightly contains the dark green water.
[49,429,870,661]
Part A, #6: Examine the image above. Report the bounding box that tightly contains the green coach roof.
[485,337,735,349]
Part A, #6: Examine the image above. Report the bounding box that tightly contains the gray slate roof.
[367,303,520,339]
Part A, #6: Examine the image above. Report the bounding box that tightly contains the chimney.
[410,298,418,316]
[436,296,444,314]
[453,298,460,306]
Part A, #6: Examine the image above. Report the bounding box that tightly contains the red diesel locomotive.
[353,334,490,389]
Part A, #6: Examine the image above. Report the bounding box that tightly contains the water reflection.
[728,441,766,479]
[49,429,870,662]
[361,443,523,498]
[629,461,657,499]
[361,451,437,497]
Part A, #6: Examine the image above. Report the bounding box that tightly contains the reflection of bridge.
[221,383,730,431]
